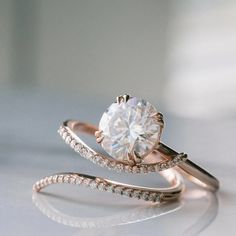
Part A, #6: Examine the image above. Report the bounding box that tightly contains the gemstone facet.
[99,96,161,162]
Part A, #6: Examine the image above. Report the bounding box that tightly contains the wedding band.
[33,169,184,203]
[58,95,219,191]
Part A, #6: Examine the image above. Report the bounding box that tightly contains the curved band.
[60,120,219,191]
[33,169,183,203]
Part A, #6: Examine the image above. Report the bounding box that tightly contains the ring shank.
[33,169,183,202]
[157,143,219,191]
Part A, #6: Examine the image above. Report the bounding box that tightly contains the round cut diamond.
[99,97,161,161]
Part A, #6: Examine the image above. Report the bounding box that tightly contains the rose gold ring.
[33,94,218,203]
[33,169,183,203]
[57,94,219,191]
[33,95,186,203]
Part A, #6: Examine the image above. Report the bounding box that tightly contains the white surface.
[0,91,235,236]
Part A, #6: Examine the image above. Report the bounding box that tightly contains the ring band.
[33,169,183,203]
[60,120,187,173]
[60,119,219,191]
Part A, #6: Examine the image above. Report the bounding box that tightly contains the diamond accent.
[32,173,172,203]
[57,126,187,174]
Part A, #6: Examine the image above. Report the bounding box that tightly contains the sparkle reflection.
[32,187,218,235]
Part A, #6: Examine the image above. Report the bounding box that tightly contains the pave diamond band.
[58,121,187,174]
[33,169,183,203]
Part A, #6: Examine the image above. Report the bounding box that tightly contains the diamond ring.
[33,94,218,203]
[33,95,187,203]
[33,169,183,203]
[59,94,219,191]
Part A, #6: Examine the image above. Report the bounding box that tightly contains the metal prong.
[95,130,104,143]
[127,142,142,165]
[127,153,136,165]
[152,112,164,127]
[133,151,142,164]
[95,130,102,138]
[116,94,130,104]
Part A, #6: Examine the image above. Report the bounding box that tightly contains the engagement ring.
[33,94,219,204]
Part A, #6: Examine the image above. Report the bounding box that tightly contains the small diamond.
[70,139,76,148]
[124,165,132,173]
[141,191,149,201]
[147,165,155,172]
[57,175,64,183]
[58,128,63,135]
[132,190,141,199]
[170,160,176,167]
[69,177,76,184]
[114,164,124,172]
[160,163,168,170]
[180,153,187,162]
[155,164,161,171]
[65,136,72,144]
[62,132,68,140]
[75,143,83,152]
[114,186,123,194]
[82,178,91,186]
[75,177,83,185]
[132,166,139,173]
[80,147,88,156]
[154,194,162,203]
[107,161,116,170]
[86,150,94,159]
[52,175,58,183]
[149,193,157,202]
[105,185,113,192]
[47,176,53,184]
[89,180,98,189]
[92,155,100,164]
[63,176,70,183]
[123,189,133,197]
[99,159,108,167]
[97,183,106,191]
[140,166,148,173]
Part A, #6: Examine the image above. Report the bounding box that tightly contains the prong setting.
[116,94,130,104]
[133,151,142,164]
[99,96,164,165]
[127,153,136,165]
[95,130,104,143]
[151,112,164,127]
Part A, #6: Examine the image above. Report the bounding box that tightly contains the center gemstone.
[99,96,161,162]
